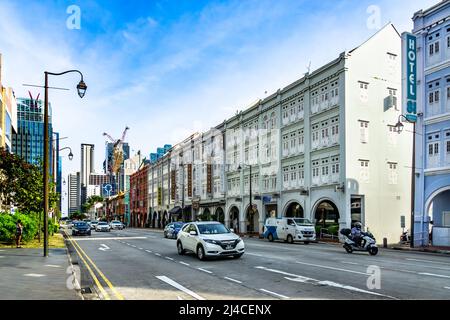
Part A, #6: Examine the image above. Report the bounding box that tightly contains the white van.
[263,217,316,244]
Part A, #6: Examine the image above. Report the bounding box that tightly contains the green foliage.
[69,211,87,220]
[81,195,104,213]
[0,212,39,243]
[0,148,59,213]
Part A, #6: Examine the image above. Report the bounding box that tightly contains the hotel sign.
[402,32,417,122]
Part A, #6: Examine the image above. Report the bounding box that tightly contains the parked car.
[89,220,99,229]
[95,221,111,232]
[177,222,245,260]
[263,217,316,244]
[164,222,185,239]
[110,220,124,230]
[72,221,91,236]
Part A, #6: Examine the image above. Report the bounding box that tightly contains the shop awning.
[169,206,182,215]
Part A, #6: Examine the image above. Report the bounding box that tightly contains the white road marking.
[156,276,205,300]
[255,266,315,282]
[139,248,143,250]
[177,296,183,300]
[197,268,213,274]
[24,274,46,277]
[295,261,369,275]
[317,280,398,299]
[406,258,450,266]
[145,250,152,253]
[45,264,61,268]
[155,253,161,256]
[246,252,264,257]
[224,277,242,284]
[67,236,147,241]
[341,261,359,265]
[259,288,289,299]
[257,266,398,299]
[179,261,190,266]
[99,244,110,251]
[0,256,4,258]
[419,272,450,279]
[165,257,174,261]
[444,287,450,290]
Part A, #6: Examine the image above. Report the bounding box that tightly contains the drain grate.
[81,287,92,294]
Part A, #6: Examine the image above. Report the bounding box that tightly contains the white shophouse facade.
[223,24,412,244]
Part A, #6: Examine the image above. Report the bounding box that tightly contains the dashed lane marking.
[179,261,190,266]
[165,257,174,261]
[24,273,46,277]
[197,268,213,274]
[295,261,369,276]
[224,277,242,284]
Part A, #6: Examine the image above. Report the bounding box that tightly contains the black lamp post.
[394,113,421,248]
[43,70,86,257]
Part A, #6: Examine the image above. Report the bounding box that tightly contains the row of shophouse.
[127,24,416,245]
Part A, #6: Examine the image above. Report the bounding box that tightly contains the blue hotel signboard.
[402,32,417,122]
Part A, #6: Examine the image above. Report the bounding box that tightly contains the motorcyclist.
[351,222,363,247]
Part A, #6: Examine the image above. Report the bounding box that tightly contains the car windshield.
[293,218,313,226]
[197,223,230,235]
[173,223,183,228]
[75,222,87,227]
[112,221,121,224]
[98,222,107,225]
[91,221,98,224]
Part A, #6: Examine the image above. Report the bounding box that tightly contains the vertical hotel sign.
[402,32,417,122]
[171,170,176,200]
[187,163,192,197]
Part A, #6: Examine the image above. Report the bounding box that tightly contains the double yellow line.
[64,229,124,300]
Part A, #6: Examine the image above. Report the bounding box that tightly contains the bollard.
[383,237,387,248]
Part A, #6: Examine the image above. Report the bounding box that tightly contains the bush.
[0,212,39,243]
[328,224,339,236]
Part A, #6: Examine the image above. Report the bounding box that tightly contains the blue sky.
[0,0,437,214]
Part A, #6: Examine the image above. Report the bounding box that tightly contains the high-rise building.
[80,143,95,205]
[12,96,54,176]
[103,141,130,195]
[68,172,81,215]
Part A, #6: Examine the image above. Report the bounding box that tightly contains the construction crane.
[103,126,129,175]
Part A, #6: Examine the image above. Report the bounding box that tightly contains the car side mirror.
[230,228,234,233]
[189,231,197,236]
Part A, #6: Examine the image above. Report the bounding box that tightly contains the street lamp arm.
[45,70,84,81]
[59,147,72,153]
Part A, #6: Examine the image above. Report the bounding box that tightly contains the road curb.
[62,229,102,300]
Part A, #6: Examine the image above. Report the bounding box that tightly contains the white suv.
[177,222,245,260]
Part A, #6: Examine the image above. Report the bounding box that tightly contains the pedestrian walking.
[16,220,23,248]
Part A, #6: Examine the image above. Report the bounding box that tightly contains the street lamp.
[394,113,422,248]
[43,70,86,257]
[59,147,73,161]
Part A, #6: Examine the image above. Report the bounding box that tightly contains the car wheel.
[268,233,274,242]
[287,235,294,244]
[164,232,167,238]
[233,253,243,259]
[197,245,206,261]
[304,241,310,245]
[344,244,353,254]
[177,241,185,255]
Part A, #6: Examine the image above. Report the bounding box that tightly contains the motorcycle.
[400,230,410,243]
[340,228,378,255]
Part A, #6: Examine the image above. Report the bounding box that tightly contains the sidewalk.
[389,243,450,255]
[0,248,81,300]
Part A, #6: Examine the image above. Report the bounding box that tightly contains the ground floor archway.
[314,199,340,235]
[246,206,259,233]
[215,207,225,224]
[198,208,213,221]
[284,202,304,218]
[229,206,240,233]
[426,187,450,246]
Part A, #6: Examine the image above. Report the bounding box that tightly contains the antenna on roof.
[306,61,312,74]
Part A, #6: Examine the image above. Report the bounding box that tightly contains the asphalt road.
[63,227,450,300]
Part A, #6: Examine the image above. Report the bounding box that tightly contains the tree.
[82,195,104,213]
[0,148,58,213]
